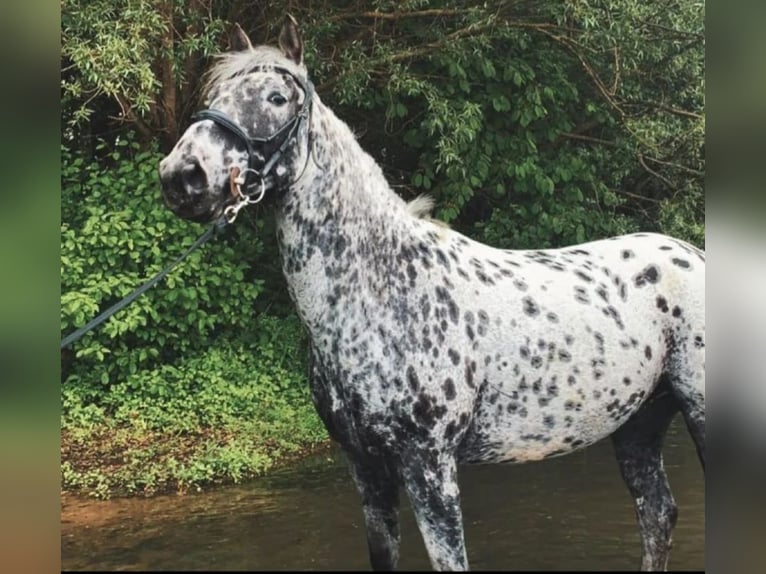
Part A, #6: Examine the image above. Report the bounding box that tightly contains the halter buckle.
[224,168,266,223]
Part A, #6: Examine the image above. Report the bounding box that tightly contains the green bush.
[388,31,696,247]
[62,314,311,428]
[61,313,328,498]
[61,137,264,386]
[658,185,705,249]
[59,132,328,498]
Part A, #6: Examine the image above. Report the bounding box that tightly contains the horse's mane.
[202,46,308,98]
[202,45,449,228]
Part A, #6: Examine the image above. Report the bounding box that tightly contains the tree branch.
[614,188,661,204]
[644,154,704,177]
[623,100,703,120]
[637,151,674,189]
[536,28,626,119]
[639,21,705,41]
[559,132,617,146]
[329,9,467,21]
[113,93,154,141]
[316,19,498,94]
[159,0,178,145]
[386,21,497,63]
[610,46,621,95]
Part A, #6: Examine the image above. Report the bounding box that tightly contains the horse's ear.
[229,23,253,52]
[279,14,303,65]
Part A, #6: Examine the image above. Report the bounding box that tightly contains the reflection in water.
[61,418,704,571]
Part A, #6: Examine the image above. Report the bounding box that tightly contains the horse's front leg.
[400,450,468,571]
[349,456,402,571]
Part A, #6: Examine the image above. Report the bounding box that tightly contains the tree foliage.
[61,2,705,247]
[287,0,705,247]
[62,0,227,148]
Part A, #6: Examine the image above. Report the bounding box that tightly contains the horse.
[159,16,705,571]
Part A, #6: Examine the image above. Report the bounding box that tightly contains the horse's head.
[159,16,312,223]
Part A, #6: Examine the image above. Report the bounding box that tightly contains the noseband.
[191,65,314,222]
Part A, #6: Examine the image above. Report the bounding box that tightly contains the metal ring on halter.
[245,177,266,204]
[232,168,266,203]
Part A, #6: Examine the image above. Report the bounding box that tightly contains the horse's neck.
[285,101,407,224]
[276,101,413,333]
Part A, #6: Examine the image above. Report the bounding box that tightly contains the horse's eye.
[268,92,288,106]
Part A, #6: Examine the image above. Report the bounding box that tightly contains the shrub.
[61,313,328,498]
[61,137,264,387]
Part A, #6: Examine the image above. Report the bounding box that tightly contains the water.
[61,417,704,570]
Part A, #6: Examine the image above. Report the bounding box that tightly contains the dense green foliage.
[62,315,326,498]
[62,0,226,147]
[295,1,704,248]
[61,0,704,497]
[61,140,323,497]
[61,138,265,383]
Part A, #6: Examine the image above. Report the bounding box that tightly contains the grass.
[61,415,329,499]
[61,317,330,499]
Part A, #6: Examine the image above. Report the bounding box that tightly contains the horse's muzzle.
[159,158,224,223]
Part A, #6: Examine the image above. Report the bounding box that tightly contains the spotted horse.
[159,16,705,572]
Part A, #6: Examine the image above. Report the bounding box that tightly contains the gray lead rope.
[60,218,227,349]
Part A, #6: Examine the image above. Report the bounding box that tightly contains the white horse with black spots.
[159,16,705,571]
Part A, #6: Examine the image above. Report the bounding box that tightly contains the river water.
[61,417,704,570]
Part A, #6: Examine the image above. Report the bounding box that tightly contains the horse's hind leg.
[348,457,401,570]
[612,383,680,571]
[400,451,468,571]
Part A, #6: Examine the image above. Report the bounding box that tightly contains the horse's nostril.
[180,160,208,194]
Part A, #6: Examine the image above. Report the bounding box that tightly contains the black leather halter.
[192,65,314,195]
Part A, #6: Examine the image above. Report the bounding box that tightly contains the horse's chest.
[308,351,397,452]
[308,340,473,457]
